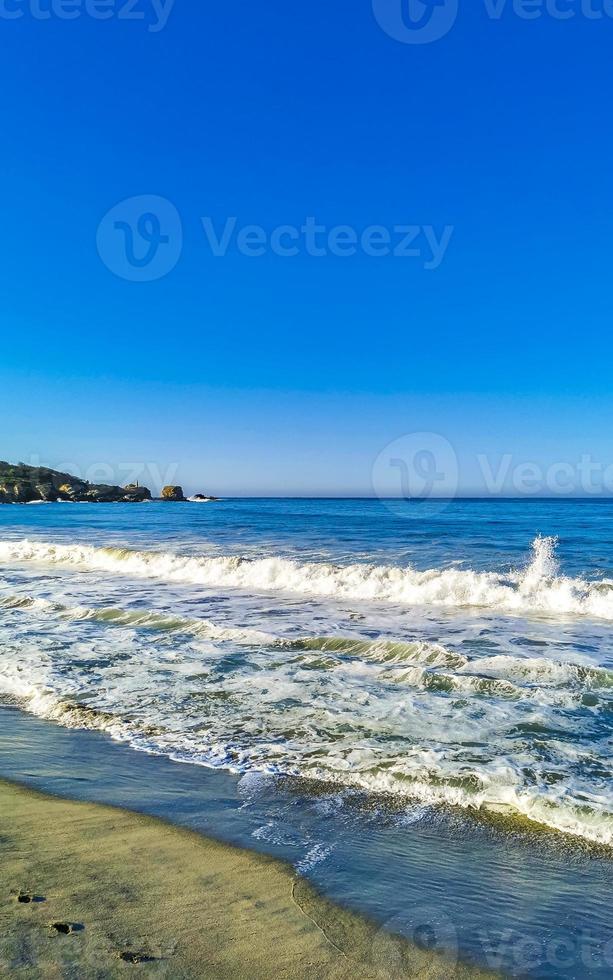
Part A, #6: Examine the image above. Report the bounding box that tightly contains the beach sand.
[0,778,489,978]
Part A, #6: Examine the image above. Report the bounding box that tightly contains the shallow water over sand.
[1,704,612,978]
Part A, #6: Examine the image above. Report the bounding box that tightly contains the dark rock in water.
[0,461,152,505]
[161,485,185,501]
[83,483,152,504]
[123,483,152,502]
[191,493,219,501]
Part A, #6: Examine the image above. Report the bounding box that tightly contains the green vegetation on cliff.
[0,461,151,504]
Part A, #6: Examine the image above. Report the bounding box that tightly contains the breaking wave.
[3,678,613,848]
[1,535,613,620]
[0,592,275,645]
[4,590,613,693]
[1,584,613,845]
[2,531,613,847]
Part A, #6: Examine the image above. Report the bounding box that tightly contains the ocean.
[1,497,613,975]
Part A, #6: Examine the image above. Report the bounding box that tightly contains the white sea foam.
[4,590,608,696]
[2,533,613,847]
[1,535,612,621]
[0,592,275,645]
[0,587,612,845]
[3,673,613,847]
[295,842,334,873]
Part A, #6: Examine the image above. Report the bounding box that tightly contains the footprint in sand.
[49,921,84,935]
[118,950,157,964]
[15,891,45,904]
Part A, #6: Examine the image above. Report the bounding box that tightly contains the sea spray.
[2,535,613,620]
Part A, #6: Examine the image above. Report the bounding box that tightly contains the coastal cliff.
[0,461,152,504]
[0,462,219,504]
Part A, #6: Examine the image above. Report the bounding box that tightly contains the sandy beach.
[0,778,489,978]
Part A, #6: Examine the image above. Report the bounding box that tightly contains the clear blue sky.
[1,1,612,495]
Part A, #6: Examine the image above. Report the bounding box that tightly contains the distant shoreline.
[1,497,220,505]
[0,461,217,505]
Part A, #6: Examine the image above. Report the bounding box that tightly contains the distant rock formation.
[161,485,186,501]
[0,461,223,505]
[0,461,152,504]
[123,484,152,503]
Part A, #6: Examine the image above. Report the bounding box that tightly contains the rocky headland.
[0,462,217,504]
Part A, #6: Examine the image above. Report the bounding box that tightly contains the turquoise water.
[1,499,613,975]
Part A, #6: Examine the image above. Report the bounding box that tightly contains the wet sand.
[0,778,489,978]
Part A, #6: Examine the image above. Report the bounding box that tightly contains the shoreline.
[2,499,613,977]
[0,776,488,978]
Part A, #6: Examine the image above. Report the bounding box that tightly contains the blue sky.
[1,1,612,495]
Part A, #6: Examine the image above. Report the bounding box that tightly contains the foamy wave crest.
[1,535,613,620]
[3,589,609,704]
[288,636,467,668]
[3,678,613,847]
[332,767,613,848]
[1,603,613,845]
[0,593,275,645]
